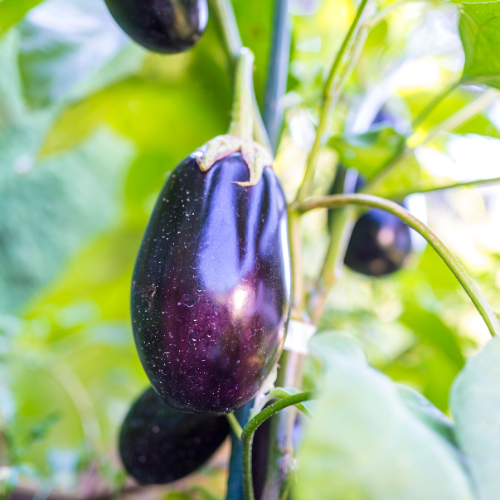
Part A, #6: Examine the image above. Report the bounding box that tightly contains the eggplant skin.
[131,152,291,414]
[104,0,208,54]
[344,208,412,276]
[328,167,412,277]
[119,387,229,484]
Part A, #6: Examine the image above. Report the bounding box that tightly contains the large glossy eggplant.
[119,387,230,484]
[104,0,208,54]
[329,167,412,277]
[131,152,291,414]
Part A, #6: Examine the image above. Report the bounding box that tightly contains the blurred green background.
[0,0,499,498]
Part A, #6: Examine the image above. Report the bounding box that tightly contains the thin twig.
[295,0,372,203]
[297,194,500,338]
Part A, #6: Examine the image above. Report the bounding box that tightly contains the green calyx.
[195,47,273,187]
[194,134,273,187]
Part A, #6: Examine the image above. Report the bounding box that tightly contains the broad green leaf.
[0,127,135,313]
[396,384,456,445]
[450,337,500,500]
[296,331,476,500]
[18,0,142,108]
[0,0,43,38]
[459,1,500,88]
[328,125,405,180]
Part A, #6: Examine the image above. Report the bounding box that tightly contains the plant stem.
[296,194,500,338]
[209,0,242,57]
[242,392,316,500]
[311,206,357,324]
[208,0,272,152]
[385,176,500,199]
[295,0,372,203]
[264,0,291,152]
[288,209,304,315]
[411,81,460,130]
[227,413,244,440]
[228,48,255,140]
[226,403,253,500]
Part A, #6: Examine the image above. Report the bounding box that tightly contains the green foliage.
[459,0,500,87]
[450,337,500,500]
[328,125,405,180]
[296,331,475,500]
[0,0,499,497]
[0,0,44,38]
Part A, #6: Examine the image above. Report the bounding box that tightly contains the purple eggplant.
[328,167,412,276]
[104,0,208,54]
[131,152,291,414]
[119,387,229,484]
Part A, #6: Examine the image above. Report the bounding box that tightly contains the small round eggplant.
[344,207,412,276]
[328,167,412,277]
[104,0,208,54]
[131,152,291,414]
[119,387,230,484]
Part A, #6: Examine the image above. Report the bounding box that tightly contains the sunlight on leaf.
[459,0,500,88]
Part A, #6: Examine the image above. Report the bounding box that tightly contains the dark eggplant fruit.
[344,207,412,276]
[329,167,412,277]
[131,152,291,414]
[119,387,230,484]
[104,0,208,54]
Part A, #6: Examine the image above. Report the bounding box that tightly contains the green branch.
[387,176,500,199]
[296,194,500,338]
[241,392,316,500]
[208,0,272,152]
[228,48,255,140]
[226,413,243,440]
[295,0,372,203]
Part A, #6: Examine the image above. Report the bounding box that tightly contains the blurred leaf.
[296,331,475,500]
[459,0,500,88]
[396,384,456,445]
[18,0,142,108]
[450,337,500,500]
[0,0,43,38]
[400,303,465,368]
[328,125,405,180]
[25,413,60,447]
[0,127,135,313]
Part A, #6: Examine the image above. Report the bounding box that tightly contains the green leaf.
[459,0,500,88]
[296,331,476,500]
[396,384,456,445]
[18,0,142,108]
[328,125,405,180]
[0,127,135,313]
[450,337,500,500]
[0,0,43,38]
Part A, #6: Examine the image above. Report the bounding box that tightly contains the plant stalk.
[295,0,372,203]
[208,0,272,152]
[385,176,500,199]
[297,194,500,338]
[264,0,291,152]
[228,48,255,140]
[242,392,316,500]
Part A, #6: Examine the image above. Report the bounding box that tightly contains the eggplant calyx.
[194,134,274,187]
